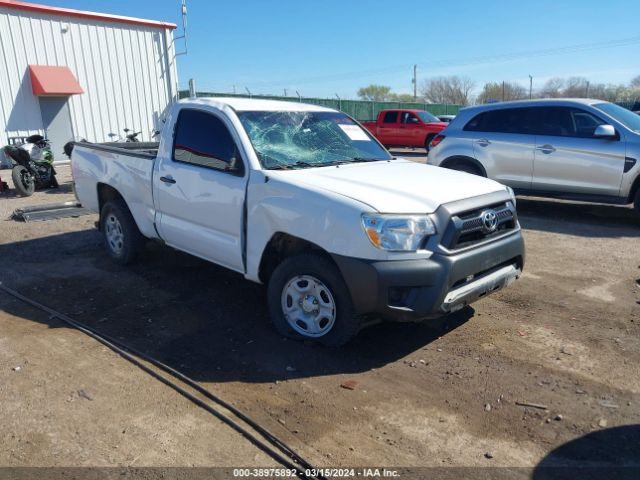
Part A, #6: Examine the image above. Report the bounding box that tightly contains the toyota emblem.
[481,209,498,233]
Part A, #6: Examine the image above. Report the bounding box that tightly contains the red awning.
[28,65,83,96]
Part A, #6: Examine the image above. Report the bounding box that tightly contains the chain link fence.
[178,90,461,120]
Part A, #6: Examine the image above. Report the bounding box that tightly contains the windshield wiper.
[349,157,388,163]
[291,161,317,169]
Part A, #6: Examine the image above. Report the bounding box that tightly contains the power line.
[248,35,640,88]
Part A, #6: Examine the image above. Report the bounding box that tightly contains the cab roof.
[179,97,336,113]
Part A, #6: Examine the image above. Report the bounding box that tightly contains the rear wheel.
[424,134,435,152]
[267,254,360,347]
[100,199,145,265]
[449,161,483,176]
[11,165,35,197]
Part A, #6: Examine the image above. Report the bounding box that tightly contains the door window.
[172,109,244,175]
[464,108,535,134]
[382,111,398,124]
[400,112,420,124]
[535,107,606,138]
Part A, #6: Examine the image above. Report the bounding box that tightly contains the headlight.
[362,214,436,251]
[506,186,517,205]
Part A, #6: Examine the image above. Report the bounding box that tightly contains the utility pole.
[284,88,287,97]
[412,64,417,100]
[502,81,505,101]
[586,81,590,97]
[529,75,533,99]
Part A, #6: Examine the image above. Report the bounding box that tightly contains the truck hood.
[268,159,507,213]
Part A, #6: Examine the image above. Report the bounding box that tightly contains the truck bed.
[71,141,159,239]
[79,141,160,158]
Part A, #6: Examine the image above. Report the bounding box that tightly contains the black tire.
[634,189,640,214]
[99,199,145,265]
[450,161,483,176]
[267,253,360,347]
[425,134,435,152]
[11,165,35,197]
[50,173,59,189]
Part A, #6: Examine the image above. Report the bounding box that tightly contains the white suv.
[428,99,640,213]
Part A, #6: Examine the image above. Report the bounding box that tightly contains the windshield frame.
[236,110,393,170]
[592,102,640,134]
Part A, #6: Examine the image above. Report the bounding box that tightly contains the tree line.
[357,75,640,106]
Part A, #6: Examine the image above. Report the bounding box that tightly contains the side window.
[172,109,244,175]
[382,111,398,124]
[536,107,605,138]
[464,108,533,134]
[537,107,574,137]
[570,108,606,138]
[400,112,419,124]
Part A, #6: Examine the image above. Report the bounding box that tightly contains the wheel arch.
[627,173,640,204]
[258,232,338,284]
[440,155,487,177]
[96,183,144,235]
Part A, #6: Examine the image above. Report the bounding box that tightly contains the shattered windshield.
[237,111,392,169]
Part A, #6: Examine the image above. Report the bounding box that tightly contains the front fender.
[244,174,384,282]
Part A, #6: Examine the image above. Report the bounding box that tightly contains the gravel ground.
[0,162,638,475]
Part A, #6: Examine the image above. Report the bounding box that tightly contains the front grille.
[441,201,517,250]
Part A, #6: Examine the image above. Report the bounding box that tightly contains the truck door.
[399,111,421,147]
[378,110,400,145]
[154,108,247,273]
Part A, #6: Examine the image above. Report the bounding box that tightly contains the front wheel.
[267,254,360,347]
[11,165,35,196]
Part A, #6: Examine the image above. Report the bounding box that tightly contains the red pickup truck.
[361,109,448,150]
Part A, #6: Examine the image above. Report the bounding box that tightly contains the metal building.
[0,0,179,162]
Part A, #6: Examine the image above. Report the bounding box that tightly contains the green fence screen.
[178,90,461,120]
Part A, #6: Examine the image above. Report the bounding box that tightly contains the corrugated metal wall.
[181,91,462,120]
[0,7,178,151]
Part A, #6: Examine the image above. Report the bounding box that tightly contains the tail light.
[430,134,445,148]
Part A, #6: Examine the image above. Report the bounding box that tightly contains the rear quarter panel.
[427,129,476,166]
[71,145,158,238]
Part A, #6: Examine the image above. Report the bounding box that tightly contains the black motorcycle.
[3,135,58,197]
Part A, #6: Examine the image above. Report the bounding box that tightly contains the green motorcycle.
[3,135,58,197]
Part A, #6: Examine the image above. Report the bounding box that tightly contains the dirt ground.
[0,160,638,476]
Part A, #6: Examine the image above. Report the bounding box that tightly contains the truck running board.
[12,201,92,222]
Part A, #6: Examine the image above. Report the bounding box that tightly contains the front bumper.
[332,230,524,322]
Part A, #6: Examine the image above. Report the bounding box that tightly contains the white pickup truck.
[71,98,525,346]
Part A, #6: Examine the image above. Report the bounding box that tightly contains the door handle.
[475,138,491,146]
[160,176,176,184]
[536,144,556,154]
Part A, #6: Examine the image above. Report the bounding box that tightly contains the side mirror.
[593,124,616,139]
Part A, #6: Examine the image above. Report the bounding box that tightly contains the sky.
[33,0,640,99]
